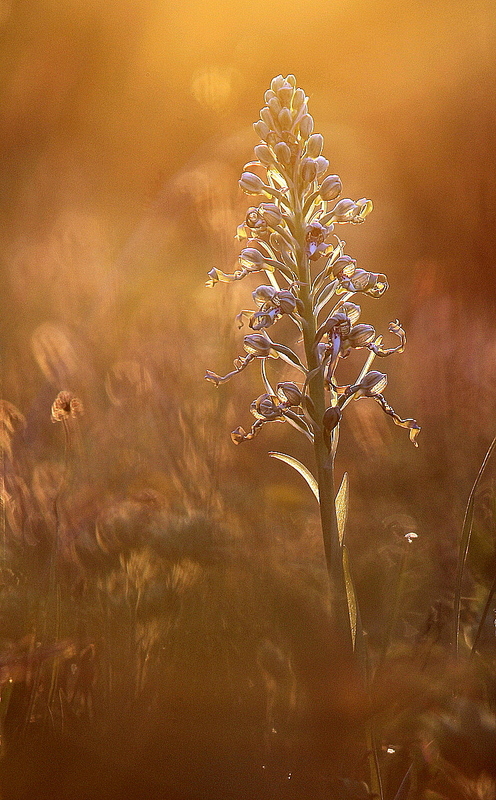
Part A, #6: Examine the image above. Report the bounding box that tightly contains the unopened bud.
[319,174,342,201]
[323,406,342,432]
[259,203,282,227]
[260,107,273,128]
[348,324,375,347]
[330,198,358,221]
[315,156,329,176]
[264,89,276,103]
[340,302,361,325]
[292,87,306,110]
[243,335,273,357]
[299,114,314,140]
[274,290,296,314]
[252,285,276,306]
[274,141,292,165]
[285,74,296,87]
[276,382,302,406]
[239,172,264,195]
[278,107,293,131]
[251,393,281,420]
[254,144,273,166]
[306,133,324,158]
[268,96,282,118]
[358,371,388,396]
[301,158,318,183]
[254,120,271,141]
[271,75,285,93]
[277,84,294,107]
[239,247,265,267]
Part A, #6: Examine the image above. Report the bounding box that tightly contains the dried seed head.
[51,391,84,423]
[239,172,264,195]
[306,133,324,158]
[319,174,342,201]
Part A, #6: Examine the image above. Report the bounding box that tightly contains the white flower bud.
[254,144,273,166]
[239,247,265,267]
[315,156,329,176]
[254,120,270,141]
[268,96,282,117]
[301,158,317,183]
[261,107,273,128]
[277,84,294,107]
[319,175,342,201]
[274,141,291,165]
[259,203,283,227]
[329,198,358,221]
[278,107,293,131]
[306,133,324,158]
[299,114,314,140]
[239,172,264,195]
[285,74,296,87]
[292,88,305,110]
[270,75,285,93]
[264,89,276,103]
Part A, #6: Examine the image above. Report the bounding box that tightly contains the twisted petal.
[373,394,421,446]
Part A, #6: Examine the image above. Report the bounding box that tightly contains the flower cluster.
[205,74,420,448]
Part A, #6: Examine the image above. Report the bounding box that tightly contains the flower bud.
[270,75,285,93]
[278,107,293,131]
[276,382,302,406]
[315,156,329,176]
[323,406,342,432]
[254,144,273,166]
[259,203,282,227]
[239,247,265,268]
[274,141,292,165]
[264,89,276,103]
[306,133,324,158]
[243,335,272,357]
[231,426,247,445]
[299,114,314,140]
[332,255,356,277]
[274,290,296,314]
[285,74,296,87]
[252,285,276,306]
[355,198,373,219]
[329,198,358,221]
[340,302,361,325]
[301,158,317,183]
[358,371,388,396]
[348,324,376,347]
[260,107,273,128]
[239,172,264,195]
[277,84,294,107]
[292,87,306,110]
[254,120,271,141]
[251,393,281,420]
[319,174,342,201]
[268,96,282,118]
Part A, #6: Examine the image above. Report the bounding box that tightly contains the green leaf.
[268,452,319,500]
[342,545,357,650]
[335,472,349,545]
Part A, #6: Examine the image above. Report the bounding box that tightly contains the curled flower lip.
[51,391,84,423]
